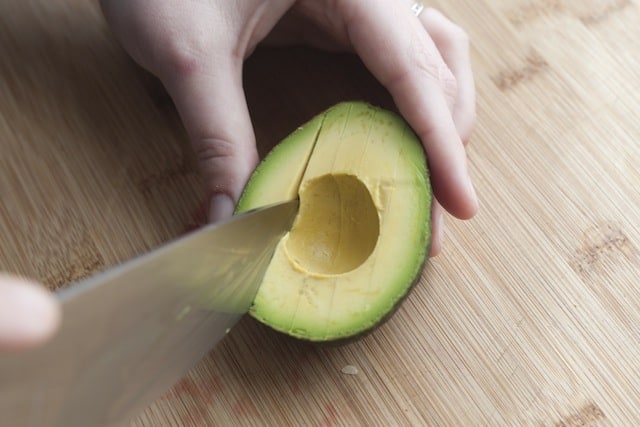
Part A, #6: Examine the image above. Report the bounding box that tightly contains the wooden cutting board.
[1,0,638,425]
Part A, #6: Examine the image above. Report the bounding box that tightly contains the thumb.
[0,274,61,351]
[162,56,258,223]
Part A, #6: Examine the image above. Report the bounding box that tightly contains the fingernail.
[208,194,235,223]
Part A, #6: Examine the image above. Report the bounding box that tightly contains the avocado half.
[236,102,432,342]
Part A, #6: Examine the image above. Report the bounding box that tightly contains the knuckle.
[159,39,203,78]
[195,137,236,164]
[194,137,258,193]
[452,26,470,45]
[423,8,470,49]
[384,52,458,106]
[440,16,469,43]
[152,26,220,79]
[448,26,470,54]
[438,65,458,101]
[457,106,477,144]
[195,138,237,193]
[413,52,458,102]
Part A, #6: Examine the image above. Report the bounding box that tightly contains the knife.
[0,199,298,427]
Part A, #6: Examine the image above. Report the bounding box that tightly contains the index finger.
[342,0,478,219]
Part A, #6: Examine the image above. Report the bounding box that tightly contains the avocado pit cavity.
[286,174,379,275]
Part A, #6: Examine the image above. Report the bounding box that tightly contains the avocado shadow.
[244,46,395,157]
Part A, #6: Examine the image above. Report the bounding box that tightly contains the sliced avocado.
[236,102,431,342]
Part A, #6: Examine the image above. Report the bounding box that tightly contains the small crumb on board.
[341,365,359,375]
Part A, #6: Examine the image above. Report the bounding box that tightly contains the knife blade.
[0,199,298,427]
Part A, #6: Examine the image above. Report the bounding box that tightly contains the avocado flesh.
[236,102,431,342]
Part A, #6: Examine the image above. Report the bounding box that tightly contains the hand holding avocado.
[99,0,479,255]
[1,0,479,351]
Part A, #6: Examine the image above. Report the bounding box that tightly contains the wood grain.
[1,0,638,425]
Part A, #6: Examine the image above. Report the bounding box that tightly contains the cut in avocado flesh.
[236,102,431,342]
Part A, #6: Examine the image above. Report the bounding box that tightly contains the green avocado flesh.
[236,102,432,342]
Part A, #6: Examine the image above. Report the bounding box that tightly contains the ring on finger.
[411,2,425,17]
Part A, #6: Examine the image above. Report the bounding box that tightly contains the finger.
[101,1,258,222]
[160,55,259,223]
[429,200,445,257]
[0,275,61,351]
[419,8,476,144]
[344,0,478,219]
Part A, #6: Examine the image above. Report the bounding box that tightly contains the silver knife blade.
[0,199,298,427]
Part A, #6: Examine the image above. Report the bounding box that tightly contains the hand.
[0,274,60,351]
[100,0,478,256]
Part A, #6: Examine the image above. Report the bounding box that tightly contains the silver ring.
[411,2,425,17]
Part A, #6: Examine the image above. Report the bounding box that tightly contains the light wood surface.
[1,0,639,425]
